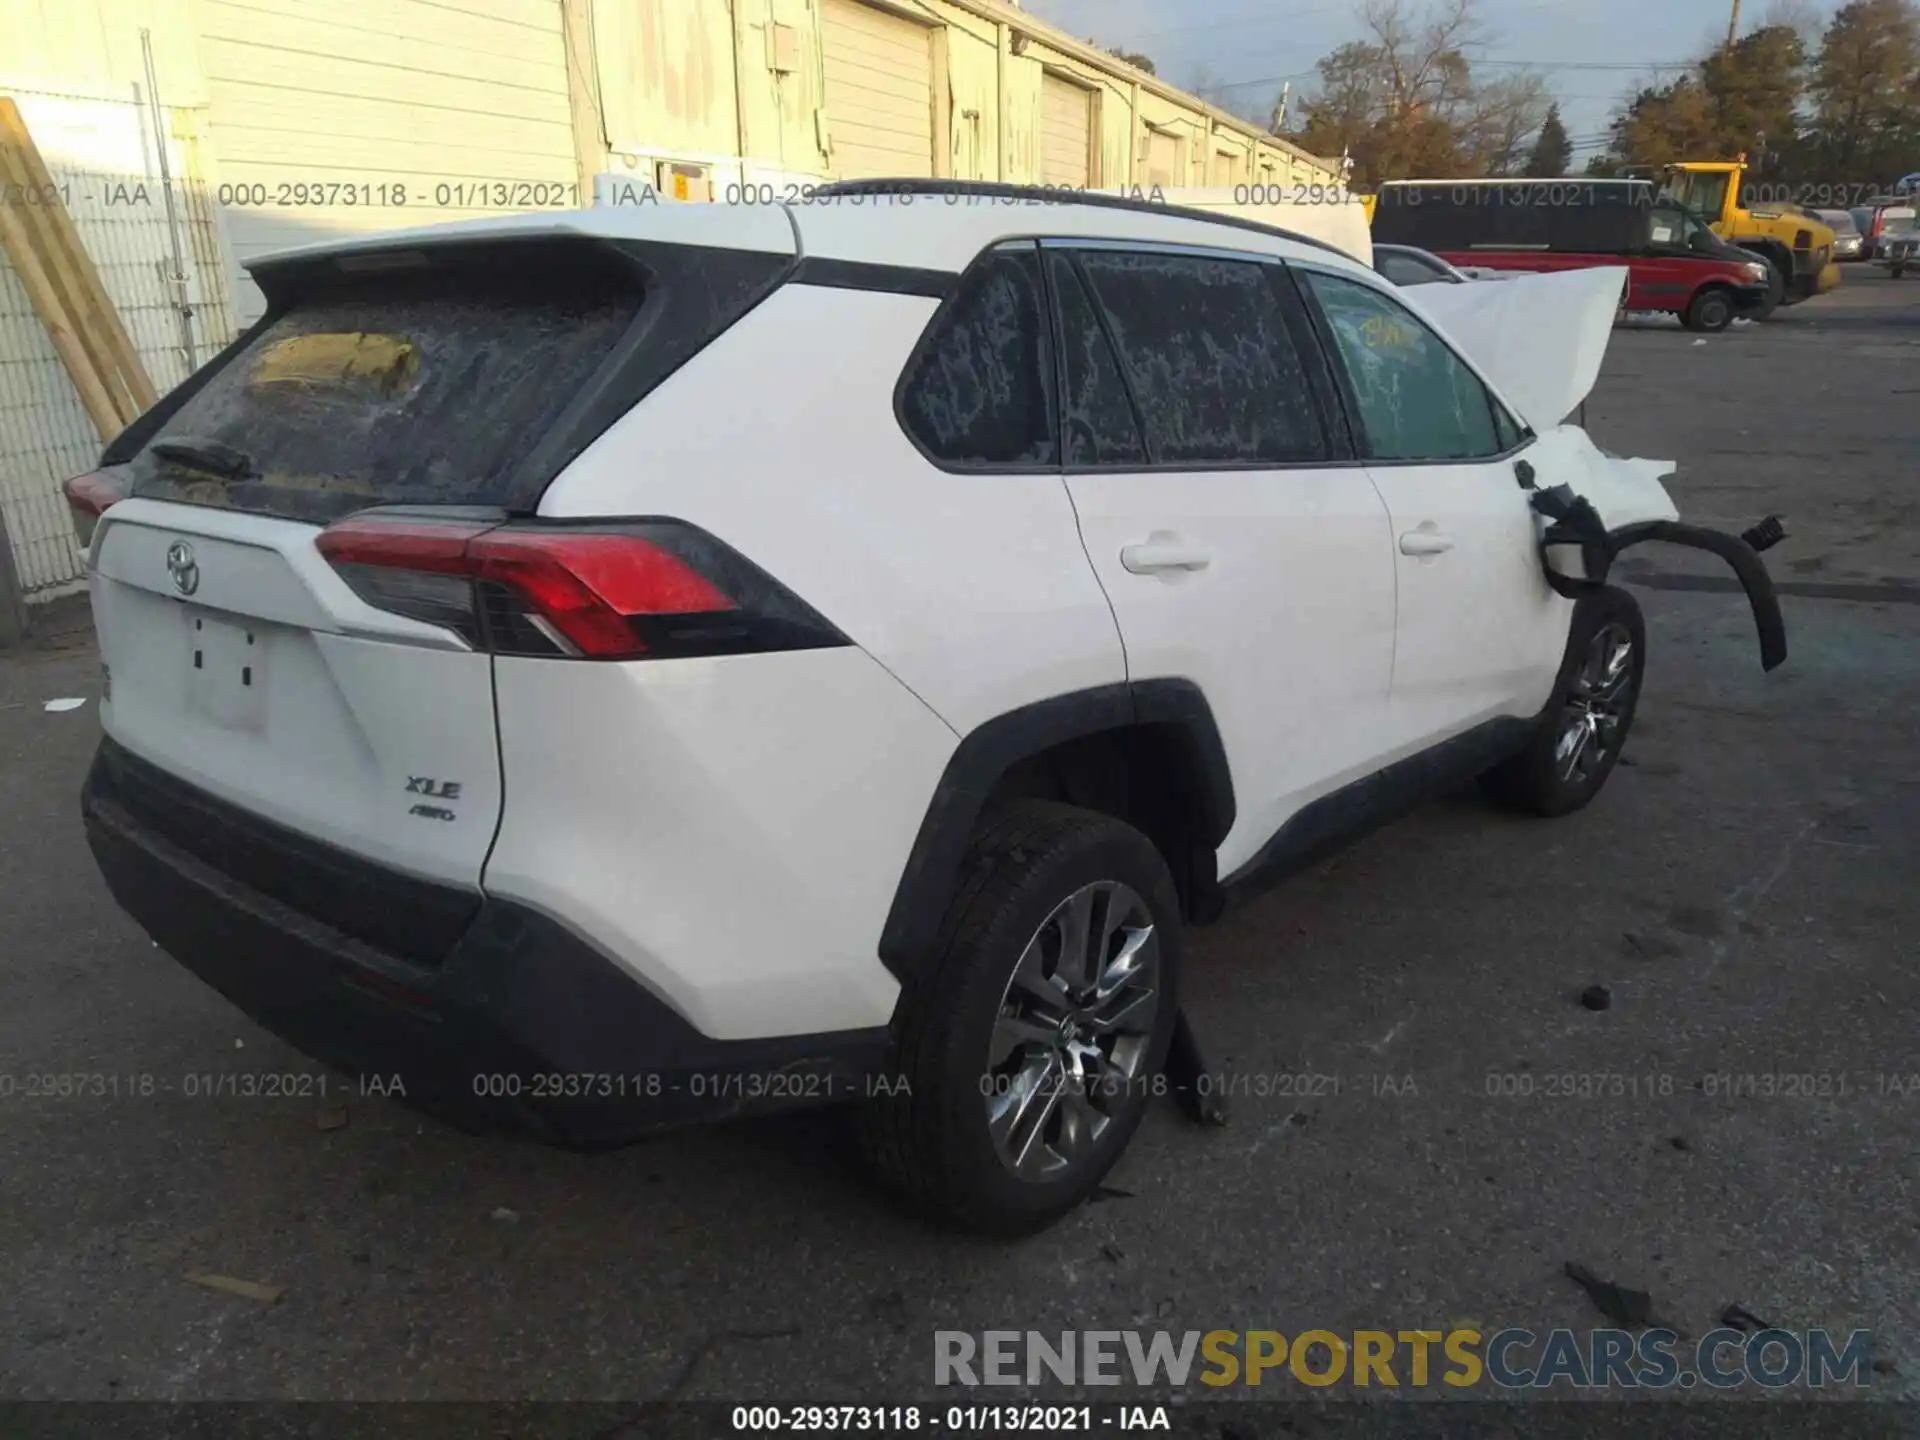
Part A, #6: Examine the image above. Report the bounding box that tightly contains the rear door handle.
[1121,541,1212,574]
[1399,529,1456,556]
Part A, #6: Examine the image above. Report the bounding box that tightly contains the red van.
[1373,179,1775,332]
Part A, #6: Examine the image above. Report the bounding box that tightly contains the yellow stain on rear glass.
[250,333,419,393]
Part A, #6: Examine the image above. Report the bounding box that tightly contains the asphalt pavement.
[1,269,1915,1416]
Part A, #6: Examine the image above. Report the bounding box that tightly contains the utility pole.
[1271,81,1290,135]
[1726,0,1741,47]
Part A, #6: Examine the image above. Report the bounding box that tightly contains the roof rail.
[809,179,1346,258]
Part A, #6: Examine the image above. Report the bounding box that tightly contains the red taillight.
[316,513,838,661]
[62,471,126,550]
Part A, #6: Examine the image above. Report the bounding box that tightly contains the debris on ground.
[1667,1136,1690,1152]
[1564,1261,1653,1326]
[1099,1243,1125,1264]
[490,1207,520,1224]
[1621,930,1684,960]
[1579,985,1613,1011]
[1088,1184,1134,1204]
[184,1272,283,1305]
[41,697,86,713]
[316,1103,348,1132]
[1720,1303,1776,1333]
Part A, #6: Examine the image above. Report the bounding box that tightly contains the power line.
[1207,55,1696,93]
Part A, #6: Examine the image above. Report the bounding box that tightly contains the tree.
[1524,103,1573,175]
[1801,0,1920,183]
[1103,46,1156,75]
[1598,21,1821,174]
[1292,0,1551,183]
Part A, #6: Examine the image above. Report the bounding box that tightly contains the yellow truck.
[1643,158,1839,311]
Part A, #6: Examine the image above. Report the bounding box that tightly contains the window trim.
[1290,260,1536,469]
[1045,249,1154,469]
[890,239,1063,477]
[1048,240,1348,475]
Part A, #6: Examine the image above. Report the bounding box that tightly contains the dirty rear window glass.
[898,244,1057,468]
[134,255,643,518]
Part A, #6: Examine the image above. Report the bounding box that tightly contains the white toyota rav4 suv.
[71,182,1785,1235]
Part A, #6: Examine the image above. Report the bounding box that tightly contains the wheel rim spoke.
[1556,713,1594,781]
[988,1012,1060,1068]
[1088,986,1155,1036]
[1006,930,1068,1010]
[1054,1080,1107,1164]
[1052,886,1102,994]
[989,1051,1065,1175]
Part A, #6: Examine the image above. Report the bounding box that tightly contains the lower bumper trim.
[82,741,889,1147]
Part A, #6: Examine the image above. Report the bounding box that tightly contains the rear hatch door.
[89,220,795,940]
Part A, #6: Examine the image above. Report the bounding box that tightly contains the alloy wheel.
[985,881,1162,1182]
[1554,620,1636,784]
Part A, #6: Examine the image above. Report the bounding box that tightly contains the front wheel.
[1480,587,1646,818]
[859,802,1181,1235]
[1683,287,1735,333]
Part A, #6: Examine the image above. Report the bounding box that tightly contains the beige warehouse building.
[1,0,1339,605]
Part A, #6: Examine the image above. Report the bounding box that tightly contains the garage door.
[1040,74,1093,187]
[1145,128,1183,187]
[822,0,935,180]
[196,0,579,322]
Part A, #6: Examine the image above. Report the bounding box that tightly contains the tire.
[859,801,1181,1235]
[1683,287,1735,333]
[1751,260,1787,320]
[1893,264,1907,279]
[1479,587,1646,819]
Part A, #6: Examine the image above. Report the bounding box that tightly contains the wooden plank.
[0,137,134,426]
[0,183,125,440]
[0,98,158,415]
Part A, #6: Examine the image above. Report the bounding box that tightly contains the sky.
[1022,0,1847,164]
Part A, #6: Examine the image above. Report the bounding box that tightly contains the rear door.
[88,225,793,889]
[1294,266,1568,750]
[1053,243,1398,875]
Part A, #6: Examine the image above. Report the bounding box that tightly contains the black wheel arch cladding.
[877,680,1234,981]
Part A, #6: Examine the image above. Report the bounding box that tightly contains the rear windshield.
[119,238,788,522]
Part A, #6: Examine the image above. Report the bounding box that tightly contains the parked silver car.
[1874,208,1916,277]
[1813,209,1863,261]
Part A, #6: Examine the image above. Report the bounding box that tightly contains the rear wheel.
[859,802,1180,1235]
[1481,587,1646,818]
[1683,287,1735,333]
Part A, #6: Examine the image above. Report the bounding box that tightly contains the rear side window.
[899,245,1057,468]
[1047,253,1147,468]
[118,239,789,521]
[1303,270,1503,462]
[1074,250,1326,465]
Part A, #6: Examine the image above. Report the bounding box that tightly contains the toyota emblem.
[166,540,200,596]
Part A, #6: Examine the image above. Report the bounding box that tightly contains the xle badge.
[407,775,461,822]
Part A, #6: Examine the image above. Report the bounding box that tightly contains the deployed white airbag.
[1407,266,1628,431]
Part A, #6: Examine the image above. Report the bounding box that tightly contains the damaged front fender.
[1532,486,1789,672]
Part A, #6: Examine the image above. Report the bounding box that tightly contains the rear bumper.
[82,738,888,1146]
